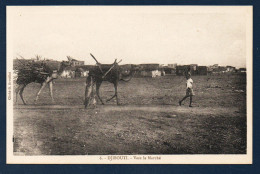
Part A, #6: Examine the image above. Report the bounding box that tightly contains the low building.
[163,67,176,75]
[190,64,198,75]
[213,66,227,73]
[168,63,177,69]
[75,68,84,78]
[208,64,219,73]
[137,64,161,78]
[212,64,219,69]
[226,66,236,72]
[78,65,94,77]
[176,65,190,75]
[239,68,246,73]
[71,59,84,67]
[176,66,185,76]
[197,66,208,75]
[60,66,76,78]
[67,56,84,67]
[140,70,161,77]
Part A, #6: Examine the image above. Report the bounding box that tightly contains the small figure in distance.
[179,71,195,107]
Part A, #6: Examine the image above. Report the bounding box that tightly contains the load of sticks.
[15,56,52,85]
[90,53,122,79]
[84,53,124,108]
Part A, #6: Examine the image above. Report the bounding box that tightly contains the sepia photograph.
[6,6,252,164]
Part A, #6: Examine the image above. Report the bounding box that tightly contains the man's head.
[185,71,191,79]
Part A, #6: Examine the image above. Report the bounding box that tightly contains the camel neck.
[57,64,66,75]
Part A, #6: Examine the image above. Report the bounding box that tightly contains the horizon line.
[13,57,246,69]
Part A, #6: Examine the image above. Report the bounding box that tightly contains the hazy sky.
[7,6,251,68]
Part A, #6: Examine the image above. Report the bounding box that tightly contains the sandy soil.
[13,74,247,155]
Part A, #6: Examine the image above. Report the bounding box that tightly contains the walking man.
[179,71,195,107]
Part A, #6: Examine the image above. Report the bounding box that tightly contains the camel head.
[56,58,73,76]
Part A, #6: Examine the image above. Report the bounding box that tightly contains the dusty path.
[14,104,241,116]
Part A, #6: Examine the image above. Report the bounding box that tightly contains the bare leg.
[179,95,189,106]
[96,80,104,105]
[189,96,193,107]
[49,81,55,102]
[19,84,26,105]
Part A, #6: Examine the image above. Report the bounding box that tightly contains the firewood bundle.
[15,60,52,85]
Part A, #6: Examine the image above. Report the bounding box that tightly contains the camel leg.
[84,85,90,108]
[84,76,93,108]
[106,82,119,105]
[35,77,53,104]
[15,85,22,103]
[96,80,104,105]
[91,79,97,107]
[49,81,55,102]
[35,82,47,104]
[19,84,26,105]
[114,82,119,105]
[106,95,116,102]
[15,86,19,103]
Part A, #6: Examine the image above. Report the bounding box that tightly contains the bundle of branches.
[15,59,53,85]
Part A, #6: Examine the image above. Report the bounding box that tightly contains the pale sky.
[7,6,251,68]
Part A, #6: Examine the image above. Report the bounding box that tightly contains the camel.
[84,54,137,108]
[15,57,72,105]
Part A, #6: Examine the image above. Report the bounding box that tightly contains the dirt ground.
[13,74,247,155]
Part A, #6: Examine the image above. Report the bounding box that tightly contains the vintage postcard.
[6,6,252,164]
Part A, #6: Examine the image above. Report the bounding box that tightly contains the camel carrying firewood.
[15,56,72,105]
[84,53,137,108]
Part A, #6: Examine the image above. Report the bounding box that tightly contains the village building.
[163,66,176,75]
[137,64,162,78]
[81,65,93,77]
[226,66,236,72]
[75,68,84,78]
[160,63,176,75]
[217,66,227,73]
[212,64,219,69]
[168,63,177,69]
[74,65,97,77]
[208,65,227,74]
[239,68,246,73]
[176,64,198,75]
[60,66,76,78]
[67,56,84,67]
[176,65,188,75]
[190,64,198,75]
[197,66,208,75]
[176,65,207,76]
[207,66,213,73]
[207,64,219,73]
[71,59,84,67]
